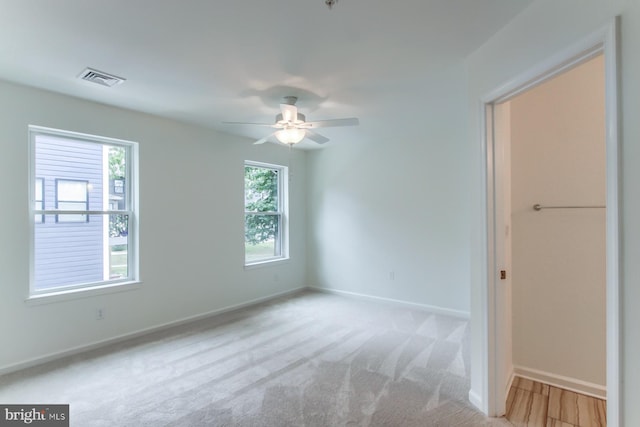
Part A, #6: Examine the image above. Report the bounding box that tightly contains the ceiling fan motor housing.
[282,96,298,105]
[276,112,306,125]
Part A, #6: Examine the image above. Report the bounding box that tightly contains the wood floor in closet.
[505,377,606,427]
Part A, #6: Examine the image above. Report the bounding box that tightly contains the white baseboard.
[506,369,516,399]
[309,286,470,319]
[498,369,516,416]
[0,286,307,376]
[513,365,607,399]
[468,389,484,411]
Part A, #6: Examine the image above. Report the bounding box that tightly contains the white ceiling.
[0,0,533,148]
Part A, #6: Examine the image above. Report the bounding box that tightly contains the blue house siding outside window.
[34,136,104,290]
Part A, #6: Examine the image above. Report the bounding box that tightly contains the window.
[34,178,44,223]
[56,179,89,223]
[244,161,288,265]
[30,126,138,296]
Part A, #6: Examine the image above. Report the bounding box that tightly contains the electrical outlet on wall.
[96,308,105,320]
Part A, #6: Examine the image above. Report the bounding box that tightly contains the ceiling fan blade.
[223,121,276,127]
[280,104,298,122]
[305,130,330,144]
[304,118,359,128]
[253,132,277,145]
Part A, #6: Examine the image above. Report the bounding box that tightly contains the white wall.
[0,80,307,372]
[510,55,606,391]
[306,62,471,316]
[466,0,640,424]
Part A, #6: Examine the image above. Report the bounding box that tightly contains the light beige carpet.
[0,290,511,426]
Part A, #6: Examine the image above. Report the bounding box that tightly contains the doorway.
[480,21,620,424]
[496,54,607,424]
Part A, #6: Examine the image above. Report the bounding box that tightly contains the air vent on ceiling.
[78,67,125,87]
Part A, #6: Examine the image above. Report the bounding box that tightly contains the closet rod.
[533,203,606,211]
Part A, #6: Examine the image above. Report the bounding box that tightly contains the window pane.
[34,214,130,290]
[245,214,280,262]
[36,136,103,214]
[35,214,105,290]
[109,214,129,280]
[108,146,126,210]
[244,166,278,212]
[109,212,128,240]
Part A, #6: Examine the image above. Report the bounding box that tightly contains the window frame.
[28,125,139,300]
[244,160,289,267]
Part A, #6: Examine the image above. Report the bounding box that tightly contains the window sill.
[244,257,290,270]
[25,281,142,306]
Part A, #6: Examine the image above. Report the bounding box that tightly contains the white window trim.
[244,160,289,267]
[28,125,140,301]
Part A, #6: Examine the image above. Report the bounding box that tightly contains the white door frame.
[478,18,620,425]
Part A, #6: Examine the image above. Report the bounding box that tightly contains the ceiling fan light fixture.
[276,127,306,144]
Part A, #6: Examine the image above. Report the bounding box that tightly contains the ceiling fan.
[223,96,359,146]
